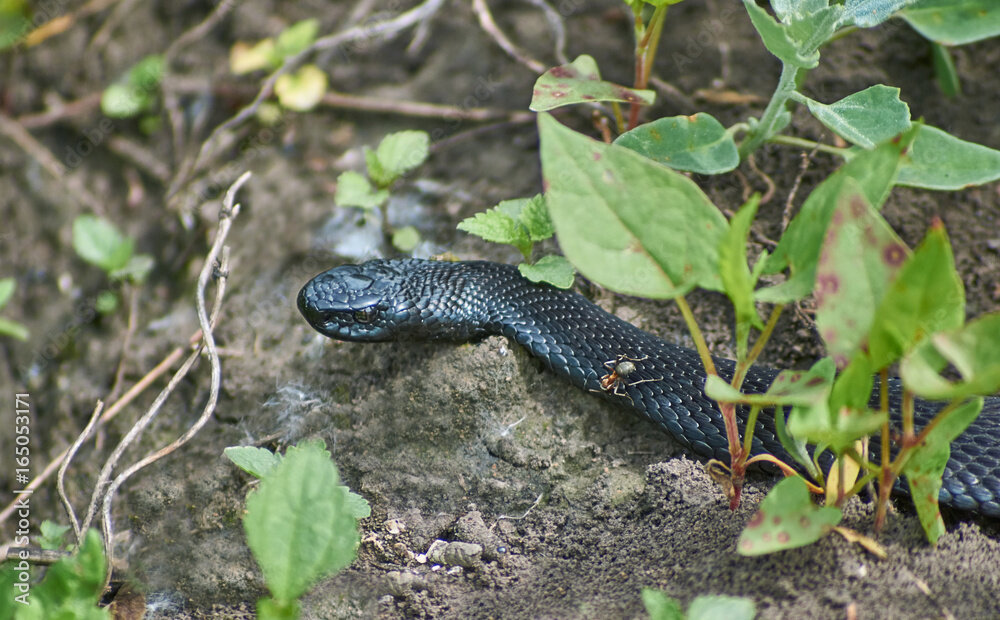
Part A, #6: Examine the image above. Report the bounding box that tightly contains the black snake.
[297,258,1000,518]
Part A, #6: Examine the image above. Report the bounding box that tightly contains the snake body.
[298,258,1000,518]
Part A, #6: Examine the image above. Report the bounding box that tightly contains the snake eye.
[353,307,377,323]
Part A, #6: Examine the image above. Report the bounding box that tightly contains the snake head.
[297,259,491,342]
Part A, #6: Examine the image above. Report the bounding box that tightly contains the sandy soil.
[1,1,999,618]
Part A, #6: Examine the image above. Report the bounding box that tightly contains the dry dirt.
[2,1,1000,618]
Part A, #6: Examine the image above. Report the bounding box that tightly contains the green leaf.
[813,179,910,367]
[368,130,430,187]
[840,0,913,28]
[101,55,163,118]
[257,596,300,620]
[458,200,532,258]
[896,124,1000,190]
[529,54,655,111]
[828,353,875,415]
[230,38,279,74]
[343,489,372,520]
[109,253,154,283]
[777,357,885,452]
[274,64,327,112]
[335,171,388,210]
[900,313,1000,400]
[101,84,148,118]
[37,521,71,551]
[244,441,359,602]
[0,277,14,308]
[614,113,739,174]
[642,588,683,620]
[0,10,31,52]
[128,54,165,90]
[72,215,134,273]
[16,529,109,620]
[225,446,283,479]
[772,0,830,23]
[706,358,833,408]
[804,85,911,149]
[903,397,983,543]
[867,222,964,369]
[538,113,727,298]
[95,291,119,314]
[391,226,421,253]
[719,195,764,332]
[900,0,1000,46]
[742,0,820,68]
[738,476,842,555]
[275,18,319,58]
[518,255,576,289]
[0,317,29,340]
[520,194,554,241]
[930,42,960,97]
[688,595,756,620]
[757,129,912,303]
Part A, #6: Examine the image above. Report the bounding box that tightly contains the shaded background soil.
[2,1,1000,618]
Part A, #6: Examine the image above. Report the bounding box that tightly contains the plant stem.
[628,4,668,130]
[738,62,800,159]
[768,134,849,157]
[674,295,716,377]
[732,304,784,391]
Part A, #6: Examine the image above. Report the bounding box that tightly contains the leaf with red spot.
[899,312,1000,401]
[529,55,654,112]
[738,476,842,556]
[903,397,983,544]
[867,222,965,370]
[813,177,910,369]
[538,113,726,298]
[614,113,739,174]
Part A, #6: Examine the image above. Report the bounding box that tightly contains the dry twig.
[472,0,547,74]
[94,172,249,584]
[321,90,534,123]
[174,0,446,198]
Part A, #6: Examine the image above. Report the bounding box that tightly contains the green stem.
[738,63,800,159]
[674,295,717,378]
[732,304,784,391]
[768,134,850,157]
[628,4,668,130]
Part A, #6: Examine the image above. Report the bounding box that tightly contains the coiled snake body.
[298,258,1000,518]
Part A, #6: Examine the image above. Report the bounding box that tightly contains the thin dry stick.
[78,346,203,543]
[522,0,568,65]
[0,336,193,525]
[782,142,820,233]
[107,136,172,183]
[747,154,776,205]
[321,90,534,123]
[97,172,248,583]
[472,0,547,74]
[161,0,239,161]
[175,0,446,196]
[105,286,140,406]
[0,112,104,212]
[57,401,105,541]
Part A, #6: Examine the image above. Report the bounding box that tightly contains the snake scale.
[297,258,1000,518]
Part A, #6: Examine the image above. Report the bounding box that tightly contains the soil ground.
[2,1,1000,618]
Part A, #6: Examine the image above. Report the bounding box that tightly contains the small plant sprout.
[71,215,154,314]
[100,54,165,133]
[458,194,574,288]
[224,440,370,620]
[0,277,29,340]
[230,19,327,112]
[334,130,431,252]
